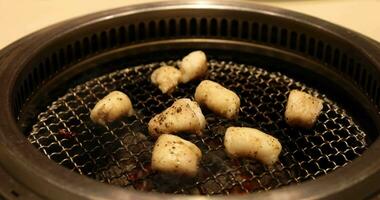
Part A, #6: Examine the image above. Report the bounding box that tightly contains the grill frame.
[1,1,380,199]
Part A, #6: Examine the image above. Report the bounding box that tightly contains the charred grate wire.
[27,60,367,195]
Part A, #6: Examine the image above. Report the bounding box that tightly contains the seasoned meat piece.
[151,66,181,94]
[285,90,323,128]
[224,127,282,166]
[151,134,202,177]
[195,80,240,119]
[148,98,206,137]
[179,50,207,83]
[90,91,134,125]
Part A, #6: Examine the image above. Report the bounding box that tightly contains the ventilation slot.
[91,34,99,53]
[280,29,288,46]
[109,28,117,47]
[16,92,22,112]
[332,49,340,68]
[200,18,207,36]
[348,58,354,78]
[251,22,259,41]
[14,92,20,116]
[74,41,82,60]
[83,37,90,57]
[220,19,228,36]
[139,23,147,40]
[366,75,373,97]
[100,31,108,50]
[270,26,278,44]
[21,81,27,106]
[190,18,197,35]
[38,63,45,83]
[308,38,316,56]
[33,68,39,88]
[66,45,73,64]
[241,21,249,39]
[299,34,306,53]
[58,49,66,70]
[51,53,59,75]
[322,45,331,64]
[180,18,187,36]
[44,58,52,80]
[23,81,28,103]
[128,24,136,42]
[340,54,348,74]
[316,41,324,60]
[260,24,268,42]
[231,20,239,37]
[119,26,127,44]
[371,81,378,102]
[290,31,297,50]
[360,69,367,90]
[27,74,33,97]
[169,19,176,36]
[355,64,362,85]
[159,20,168,37]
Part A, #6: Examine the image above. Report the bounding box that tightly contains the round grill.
[1,1,380,199]
[28,60,368,194]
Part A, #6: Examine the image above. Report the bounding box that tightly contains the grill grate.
[27,60,368,195]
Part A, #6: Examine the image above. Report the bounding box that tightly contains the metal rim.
[0,1,380,199]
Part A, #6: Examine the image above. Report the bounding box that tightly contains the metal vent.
[13,16,379,117]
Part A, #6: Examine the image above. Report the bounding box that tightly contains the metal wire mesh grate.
[27,60,368,195]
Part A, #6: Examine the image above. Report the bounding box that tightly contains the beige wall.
[0,0,379,49]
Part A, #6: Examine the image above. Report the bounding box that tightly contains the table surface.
[0,0,379,49]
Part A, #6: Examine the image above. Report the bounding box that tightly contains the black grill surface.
[27,60,368,195]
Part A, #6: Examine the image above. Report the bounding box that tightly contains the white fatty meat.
[195,80,240,119]
[90,91,134,126]
[151,66,182,94]
[148,98,206,137]
[285,90,323,128]
[224,127,282,166]
[151,134,202,176]
[179,50,208,83]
